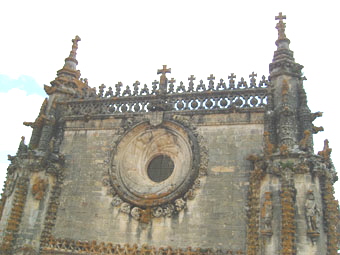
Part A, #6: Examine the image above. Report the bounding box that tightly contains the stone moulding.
[246,162,265,255]
[320,173,340,255]
[39,163,65,249]
[0,176,29,254]
[105,116,208,221]
[41,236,245,255]
[280,178,296,255]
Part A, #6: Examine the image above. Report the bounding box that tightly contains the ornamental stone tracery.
[104,118,208,221]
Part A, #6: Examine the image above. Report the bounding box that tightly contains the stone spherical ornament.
[109,120,201,211]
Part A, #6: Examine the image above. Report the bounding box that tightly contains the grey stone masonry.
[0,13,339,255]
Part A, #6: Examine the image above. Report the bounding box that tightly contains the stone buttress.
[246,13,340,255]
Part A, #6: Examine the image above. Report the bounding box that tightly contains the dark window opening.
[147,155,174,182]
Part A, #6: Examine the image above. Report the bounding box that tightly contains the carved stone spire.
[64,35,81,71]
[266,13,313,151]
[56,36,81,80]
[46,36,88,97]
[270,13,303,78]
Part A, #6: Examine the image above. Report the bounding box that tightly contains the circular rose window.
[109,120,200,209]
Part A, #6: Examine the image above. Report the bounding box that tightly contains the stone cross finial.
[188,75,196,83]
[169,77,176,84]
[157,65,171,94]
[275,12,287,40]
[228,73,236,89]
[69,35,81,59]
[249,72,257,88]
[275,12,286,23]
[188,75,196,92]
[249,72,257,80]
[157,65,171,83]
[207,74,215,91]
[133,81,140,96]
[152,80,159,94]
[157,65,171,76]
[115,82,123,96]
[208,74,215,81]
[98,84,106,97]
[228,73,236,80]
[168,78,176,93]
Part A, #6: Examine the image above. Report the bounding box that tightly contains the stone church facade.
[0,13,339,255]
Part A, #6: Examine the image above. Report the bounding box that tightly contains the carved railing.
[62,74,269,117]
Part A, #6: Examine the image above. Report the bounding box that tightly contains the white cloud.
[0,88,45,161]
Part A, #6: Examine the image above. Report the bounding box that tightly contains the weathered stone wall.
[15,173,55,250]
[52,111,264,251]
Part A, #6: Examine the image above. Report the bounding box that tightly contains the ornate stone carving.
[31,177,48,200]
[0,177,29,254]
[39,155,65,248]
[111,196,123,207]
[106,118,208,221]
[320,174,340,254]
[305,190,320,232]
[280,176,296,255]
[120,202,131,214]
[3,172,18,198]
[13,245,38,255]
[299,130,311,151]
[305,190,320,243]
[260,192,273,236]
[163,204,175,217]
[246,162,265,255]
[130,207,142,221]
[318,139,332,161]
[175,198,186,212]
[263,132,275,157]
[152,207,163,217]
[42,236,245,254]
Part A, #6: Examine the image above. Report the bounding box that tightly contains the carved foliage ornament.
[105,117,207,221]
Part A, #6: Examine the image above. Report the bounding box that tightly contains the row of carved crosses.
[80,69,269,99]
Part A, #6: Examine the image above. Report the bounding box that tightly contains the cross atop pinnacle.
[56,35,82,80]
[275,12,287,41]
[68,35,81,61]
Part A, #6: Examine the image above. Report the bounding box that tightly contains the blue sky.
[0,76,45,182]
[0,74,45,96]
